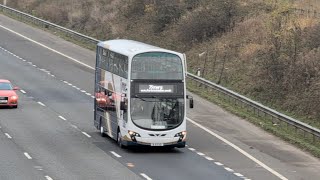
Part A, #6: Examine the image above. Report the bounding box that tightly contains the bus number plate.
[151,143,164,146]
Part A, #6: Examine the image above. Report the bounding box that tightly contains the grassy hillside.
[7,0,320,129]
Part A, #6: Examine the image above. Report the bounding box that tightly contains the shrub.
[177,0,238,43]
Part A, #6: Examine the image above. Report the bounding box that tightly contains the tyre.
[117,129,125,149]
[99,120,106,137]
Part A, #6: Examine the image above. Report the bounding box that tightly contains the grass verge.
[2,8,320,158]
[187,82,320,158]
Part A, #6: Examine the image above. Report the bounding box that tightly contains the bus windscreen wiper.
[134,95,158,102]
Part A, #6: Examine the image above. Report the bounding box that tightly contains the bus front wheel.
[117,129,125,149]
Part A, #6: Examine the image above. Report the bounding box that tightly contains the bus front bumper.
[122,140,186,148]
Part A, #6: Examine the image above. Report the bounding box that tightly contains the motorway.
[1,14,320,180]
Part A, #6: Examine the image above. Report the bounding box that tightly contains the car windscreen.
[0,82,12,90]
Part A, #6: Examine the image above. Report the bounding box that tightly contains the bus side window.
[119,58,125,78]
[104,50,109,71]
[124,58,128,78]
[109,56,113,73]
[113,59,119,75]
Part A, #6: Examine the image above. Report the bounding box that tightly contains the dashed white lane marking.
[140,173,152,180]
[71,125,78,129]
[63,81,68,83]
[4,133,12,139]
[197,152,205,156]
[72,85,77,88]
[85,93,91,96]
[24,152,32,159]
[45,176,53,180]
[110,151,122,158]
[67,83,72,86]
[20,90,26,94]
[76,87,81,90]
[187,118,288,180]
[81,90,86,93]
[0,26,286,179]
[224,167,234,172]
[0,25,94,70]
[215,162,224,166]
[234,173,244,177]
[188,148,196,151]
[0,24,95,70]
[82,132,91,138]
[205,156,214,161]
[59,116,67,121]
[37,102,46,106]
[91,96,95,99]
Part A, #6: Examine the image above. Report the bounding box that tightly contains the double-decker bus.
[94,39,193,148]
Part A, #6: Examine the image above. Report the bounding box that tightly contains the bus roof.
[98,39,183,57]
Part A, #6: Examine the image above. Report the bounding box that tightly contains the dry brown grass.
[6,0,320,128]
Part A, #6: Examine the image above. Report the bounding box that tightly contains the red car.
[0,79,19,108]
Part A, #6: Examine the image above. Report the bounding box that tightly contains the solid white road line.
[4,133,12,139]
[187,118,288,180]
[110,151,122,158]
[140,173,152,180]
[24,152,32,159]
[20,89,26,94]
[58,116,67,121]
[0,24,288,180]
[0,24,95,70]
[37,102,46,106]
[45,176,53,180]
[81,132,91,138]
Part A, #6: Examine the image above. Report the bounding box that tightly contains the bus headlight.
[128,130,140,142]
[175,131,187,142]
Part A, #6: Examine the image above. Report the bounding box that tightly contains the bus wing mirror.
[187,95,194,108]
[190,99,194,108]
[120,101,127,111]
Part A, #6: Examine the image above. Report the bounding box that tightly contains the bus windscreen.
[131,52,183,80]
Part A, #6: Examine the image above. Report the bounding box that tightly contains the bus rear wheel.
[99,120,106,137]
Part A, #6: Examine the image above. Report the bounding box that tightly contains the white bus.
[94,39,193,148]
